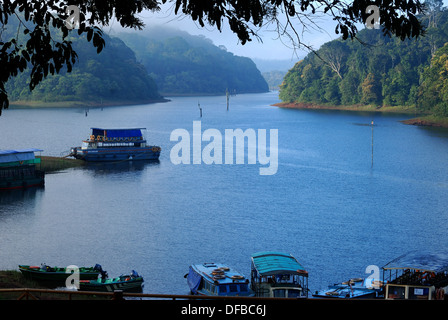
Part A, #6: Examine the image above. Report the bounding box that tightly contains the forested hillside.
[6,32,162,105]
[279,5,448,118]
[118,27,269,96]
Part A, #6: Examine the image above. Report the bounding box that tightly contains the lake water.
[0,91,447,296]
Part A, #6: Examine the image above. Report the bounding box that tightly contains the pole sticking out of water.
[371,120,374,168]
[226,88,229,111]
[198,102,202,117]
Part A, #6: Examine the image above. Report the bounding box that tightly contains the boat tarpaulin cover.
[187,267,202,294]
[251,251,307,276]
[91,128,144,138]
[0,149,42,164]
[382,251,448,273]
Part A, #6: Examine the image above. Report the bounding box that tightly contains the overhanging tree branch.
[0,0,426,115]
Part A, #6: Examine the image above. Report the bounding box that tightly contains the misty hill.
[252,58,297,90]
[279,7,448,118]
[118,27,269,96]
[5,19,162,106]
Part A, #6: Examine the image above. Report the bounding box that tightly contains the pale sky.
[111,1,446,62]
[116,3,341,62]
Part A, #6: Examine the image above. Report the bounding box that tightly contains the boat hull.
[0,172,45,190]
[71,147,160,162]
[312,278,382,299]
[18,265,101,285]
[80,276,144,293]
[186,263,253,297]
[313,289,379,299]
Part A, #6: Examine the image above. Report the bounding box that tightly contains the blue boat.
[250,251,309,298]
[312,278,383,299]
[185,263,253,296]
[70,128,161,162]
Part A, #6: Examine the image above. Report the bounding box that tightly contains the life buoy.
[212,269,224,275]
[152,147,159,152]
[231,275,244,280]
[90,135,95,140]
[371,280,384,288]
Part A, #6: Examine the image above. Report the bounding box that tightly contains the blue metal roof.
[0,149,43,164]
[0,148,43,155]
[251,251,307,276]
[91,128,145,138]
[191,263,248,285]
[382,251,448,273]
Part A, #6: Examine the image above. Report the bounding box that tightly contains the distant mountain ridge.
[118,27,269,96]
[7,24,269,105]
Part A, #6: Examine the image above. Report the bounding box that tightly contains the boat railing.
[387,270,448,288]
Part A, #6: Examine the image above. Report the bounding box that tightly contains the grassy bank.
[274,101,420,114]
[10,98,169,109]
[37,156,85,172]
[274,102,448,128]
[400,115,448,128]
[0,270,45,300]
[0,270,109,300]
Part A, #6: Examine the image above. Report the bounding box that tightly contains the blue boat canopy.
[251,251,307,276]
[91,128,145,138]
[0,149,42,163]
[382,251,448,273]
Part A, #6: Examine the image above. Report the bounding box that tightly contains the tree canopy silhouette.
[0,0,426,114]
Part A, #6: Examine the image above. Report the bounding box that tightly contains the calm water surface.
[0,91,447,295]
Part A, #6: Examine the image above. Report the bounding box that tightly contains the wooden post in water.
[371,120,374,168]
[226,88,229,111]
[198,102,202,117]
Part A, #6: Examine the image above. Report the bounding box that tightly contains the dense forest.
[4,17,162,105]
[4,19,269,105]
[279,4,448,118]
[118,27,269,96]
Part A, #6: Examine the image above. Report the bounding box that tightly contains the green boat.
[250,251,310,298]
[0,149,45,190]
[79,270,144,292]
[19,264,104,284]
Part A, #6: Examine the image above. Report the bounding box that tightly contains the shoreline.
[37,156,85,172]
[273,102,448,128]
[9,98,170,109]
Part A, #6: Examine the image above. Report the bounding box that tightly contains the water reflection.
[0,187,44,206]
[82,160,160,176]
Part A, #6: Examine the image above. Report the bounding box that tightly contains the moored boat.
[18,264,104,284]
[79,270,144,293]
[0,149,45,190]
[185,262,253,296]
[70,128,161,162]
[382,251,448,300]
[313,277,383,299]
[250,251,309,298]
